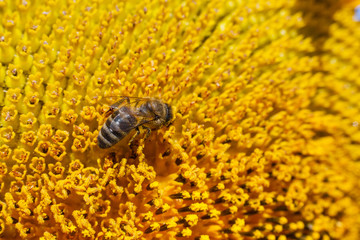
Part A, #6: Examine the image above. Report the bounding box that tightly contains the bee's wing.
[106,96,158,124]
[106,96,152,112]
[133,115,158,128]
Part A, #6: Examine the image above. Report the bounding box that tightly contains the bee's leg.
[129,127,140,145]
[142,126,151,140]
[123,96,130,104]
[166,121,173,127]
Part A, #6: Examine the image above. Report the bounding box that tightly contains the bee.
[97,97,173,149]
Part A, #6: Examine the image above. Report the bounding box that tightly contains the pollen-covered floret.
[0,0,360,239]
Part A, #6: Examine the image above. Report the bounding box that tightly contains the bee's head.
[165,103,173,123]
[147,100,173,125]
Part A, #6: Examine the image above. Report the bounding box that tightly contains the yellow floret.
[0,0,359,240]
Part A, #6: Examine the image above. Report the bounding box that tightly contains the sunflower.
[0,0,359,239]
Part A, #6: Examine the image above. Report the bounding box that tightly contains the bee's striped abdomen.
[98,106,137,149]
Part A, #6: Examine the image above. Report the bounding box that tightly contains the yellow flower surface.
[0,0,360,239]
